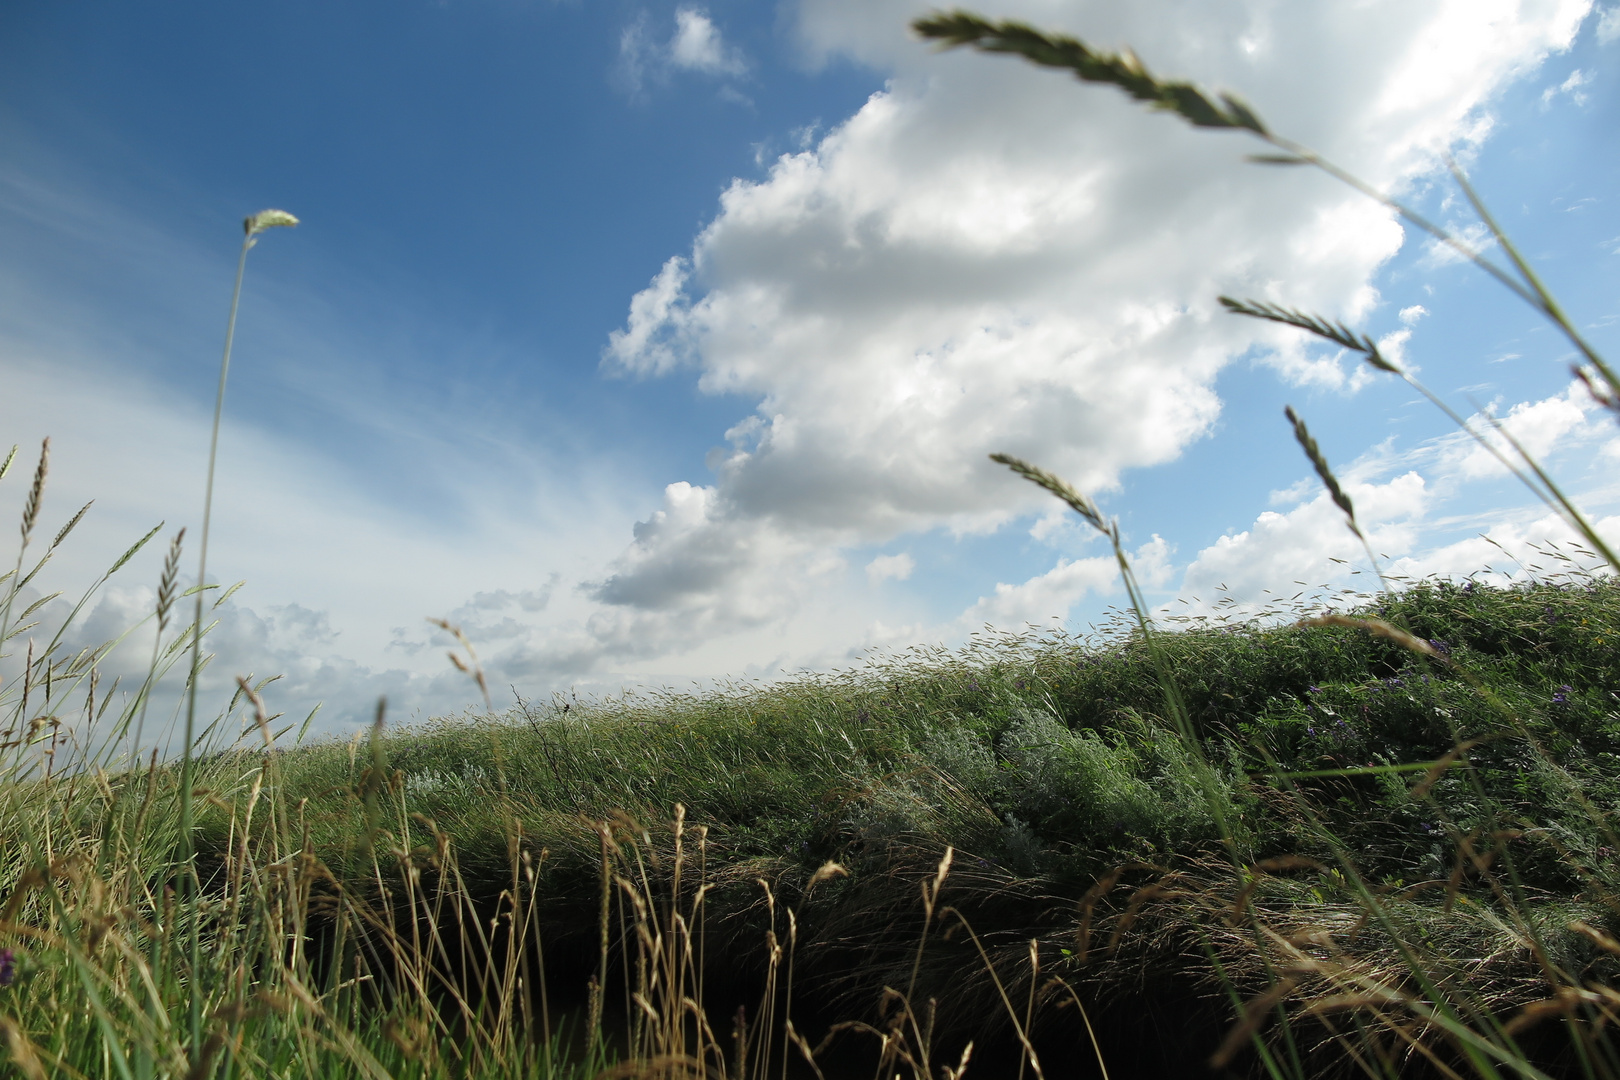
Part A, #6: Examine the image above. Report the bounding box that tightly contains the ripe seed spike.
[20,438,49,546]
[1284,406,1360,539]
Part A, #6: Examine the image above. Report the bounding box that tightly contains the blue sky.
[1,0,1616,740]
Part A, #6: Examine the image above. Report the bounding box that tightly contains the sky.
[0,0,1617,744]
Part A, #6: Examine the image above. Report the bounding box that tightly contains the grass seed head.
[1283,407,1360,538]
[157,528,185,630]
[244,209,299,236]
[19,437,48,545]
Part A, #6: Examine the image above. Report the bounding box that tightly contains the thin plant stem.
[178,208,295,1055]
[178,228,250,1054]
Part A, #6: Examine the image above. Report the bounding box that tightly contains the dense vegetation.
[165,571,1617,1076]
[263,572,1620,882]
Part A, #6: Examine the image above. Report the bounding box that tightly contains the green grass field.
[3,570,1609,1077]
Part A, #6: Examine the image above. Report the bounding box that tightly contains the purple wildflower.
[0,949,13,987]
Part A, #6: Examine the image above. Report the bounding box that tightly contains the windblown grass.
[169,570,1618,1076]
[4,459,1617,1077]
[3,11,1619,1080]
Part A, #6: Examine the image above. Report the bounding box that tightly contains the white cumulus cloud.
[616,7,747,98]
[1541,67,1593,107]
[1173,380,1617,618]
[959,535,1171,629]
[595,0,1590,658]
[1599,4,1620,42]
[1442,383,1609,481]
[1181,472,1429,607]
[670,8,747,74]
[866,551,915,584]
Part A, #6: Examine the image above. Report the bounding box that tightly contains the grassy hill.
[155,572,1618,1077]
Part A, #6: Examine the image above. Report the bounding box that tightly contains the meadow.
[1,11,1617,1080]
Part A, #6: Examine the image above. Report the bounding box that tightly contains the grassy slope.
[188,574,1620,1067]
